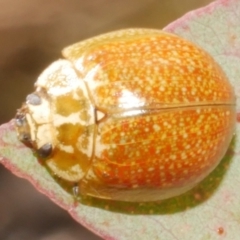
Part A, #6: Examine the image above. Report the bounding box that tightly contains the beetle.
[15,29,235,202]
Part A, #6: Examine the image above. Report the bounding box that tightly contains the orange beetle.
[15,29,235,202]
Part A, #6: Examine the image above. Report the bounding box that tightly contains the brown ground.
[0,0,212,239]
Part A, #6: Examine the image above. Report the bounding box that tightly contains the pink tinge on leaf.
[164,0,234,33]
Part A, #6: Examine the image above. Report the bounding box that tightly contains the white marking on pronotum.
[59,144,74,153]
[76,133,93,158]
[47,160,84,182]
[53,112,84,126]
[25,113,36,141]
[36,124,53,149]
[36,60,91,101]
[69,164,85,176]
[35,60,67,87]
[28,98,50,124]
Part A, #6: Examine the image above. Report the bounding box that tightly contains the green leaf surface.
[1,0,240,239]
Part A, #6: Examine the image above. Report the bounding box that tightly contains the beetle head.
[15,89,54,158]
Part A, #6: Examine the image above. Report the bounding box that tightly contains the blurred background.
[0,0,213,239]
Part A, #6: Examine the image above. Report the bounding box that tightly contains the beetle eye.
[37,143,52,158]
[26,93,42,105]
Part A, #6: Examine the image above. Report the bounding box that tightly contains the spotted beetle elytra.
[15,29,235,202]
